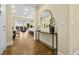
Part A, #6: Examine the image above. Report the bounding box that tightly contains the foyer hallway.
[3,31,53,55]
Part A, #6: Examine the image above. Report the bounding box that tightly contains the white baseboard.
[0,45,7,55]
[7,41,13,47]
[58,51,64,55]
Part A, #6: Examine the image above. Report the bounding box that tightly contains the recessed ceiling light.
[11,5,15,8]
[12,10,15,13]
[24,8,28,11]
[24,12,26,15]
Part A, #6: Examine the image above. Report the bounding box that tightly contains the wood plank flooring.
[3,31,54,55]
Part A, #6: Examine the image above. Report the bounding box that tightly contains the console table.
[37,30,58,55]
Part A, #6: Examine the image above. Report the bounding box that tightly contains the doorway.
[12,4,35,40]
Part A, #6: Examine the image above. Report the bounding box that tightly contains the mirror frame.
[40,10,52,28]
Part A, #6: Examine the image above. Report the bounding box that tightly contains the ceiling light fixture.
[12,10,15,13]
[24,12,26,15]
[24,8,28,11]
[11,5,15,8]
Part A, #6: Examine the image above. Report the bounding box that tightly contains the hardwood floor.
[3,31,54,55]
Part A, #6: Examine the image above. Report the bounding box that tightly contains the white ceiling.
[11,4,43,24]
[22,4,42,8]
[11,4,42,17]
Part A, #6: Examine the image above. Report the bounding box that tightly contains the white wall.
[69,5,79,54]
[39,32,53,47]
[6,5,13,46]
[34,8,39,40]
[0,14,6,54]
[37,4,69,54]
[0,4,7,54]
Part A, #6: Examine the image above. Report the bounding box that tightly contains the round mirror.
[40,10,52,28]
[40,10,56,33]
